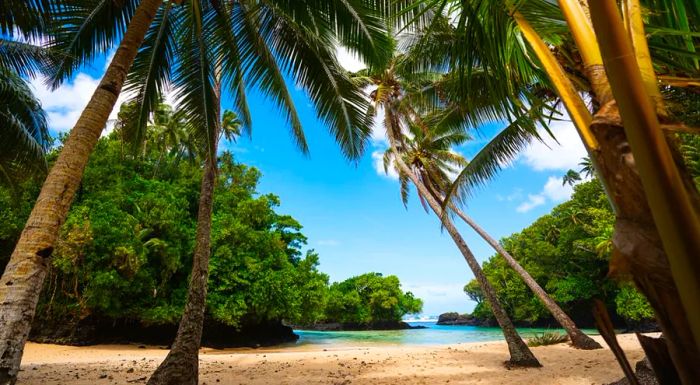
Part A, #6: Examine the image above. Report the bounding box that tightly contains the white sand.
[17,333,650,385]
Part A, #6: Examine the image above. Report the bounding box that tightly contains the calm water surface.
[293,322,598,347]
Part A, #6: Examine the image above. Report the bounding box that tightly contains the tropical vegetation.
[0,132,421,339]
[464,179,655,329]
[0,0,699,384]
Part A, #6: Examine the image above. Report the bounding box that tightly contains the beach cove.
[17,331,649,385]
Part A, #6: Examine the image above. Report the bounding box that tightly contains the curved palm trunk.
[148,70,222,385]
[392,149,540,367]
[0,1,163,383]
[514,8,700,382]
[147,146,217,385]
[450,206,601,350]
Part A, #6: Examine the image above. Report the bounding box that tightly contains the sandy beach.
[16,333,649,385]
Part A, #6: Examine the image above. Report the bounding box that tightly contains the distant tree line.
[0,133,421,336]
[464,179,655,328]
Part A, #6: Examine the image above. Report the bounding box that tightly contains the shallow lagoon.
[294,321,599,346]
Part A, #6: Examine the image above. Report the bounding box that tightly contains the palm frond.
[122,1,179,152]
[261,4,373,159]
[0,69,50,186]
[45,0,139,89]
[234,2,308,153]
[171,0,218,158]
[444,107,545,206]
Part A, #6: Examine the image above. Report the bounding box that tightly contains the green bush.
[527,332,569,347]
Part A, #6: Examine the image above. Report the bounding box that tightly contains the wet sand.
[18,333,649,384]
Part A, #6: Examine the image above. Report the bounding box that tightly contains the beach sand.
[17,333,649,385]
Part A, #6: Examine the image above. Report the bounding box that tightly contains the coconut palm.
[0,1,392,382]
[562,170,581,187]
[406,1,700,380]
[383,121,540,367]
[387,119,601,350]
[354,52,540,366]
[578,157,594,179]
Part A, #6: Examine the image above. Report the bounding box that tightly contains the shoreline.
[18,334,652,384]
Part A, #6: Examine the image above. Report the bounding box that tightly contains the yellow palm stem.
[589,0,700,354]
[557,0,612,103]
[513,12,598,151]
[621,0,664,111]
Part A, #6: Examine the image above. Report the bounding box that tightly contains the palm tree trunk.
[514,8,700,382]
[588,4,700,383]
[147,70,222,385]
[0,1,163,383]
[147,147,217,385]
[449,205,601,350]
[391,149,540,367]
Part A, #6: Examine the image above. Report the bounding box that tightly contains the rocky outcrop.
[436,312,480,326]
[297,321,426,331]
[30,316,298,348]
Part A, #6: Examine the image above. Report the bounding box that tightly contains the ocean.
[293,322,598,347]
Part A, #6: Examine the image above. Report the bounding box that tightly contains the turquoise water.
[293,322,598,346]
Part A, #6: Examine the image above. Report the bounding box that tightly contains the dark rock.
[437,312,479,326]
[29,315,298,348]
[296,321,424,331]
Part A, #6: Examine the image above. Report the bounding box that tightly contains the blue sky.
[30,51,588,317]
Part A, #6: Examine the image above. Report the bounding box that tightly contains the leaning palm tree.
[119,1,392,384]
[356,52,540,366]
[383,119,540,367]
[406,1,700,380]
[0,0,392,382]
[388,119,601,350]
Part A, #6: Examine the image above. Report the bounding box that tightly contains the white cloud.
[317,239,340,246]
[403,282,472,315]
[515,175,575,213]
[369,106,387,144]
[336,46,366,72]
[542,175,574,201]
[496,188,524,202]
[520,118,587,171]
[371,149,399,180]
[516,194,546,213]
[30,73,130,134]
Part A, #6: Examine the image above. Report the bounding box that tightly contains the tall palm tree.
[356,53,540,366]
[0,1,392,382]
[388,120,601,350]
[406,1,700,380]
[384,124,541,367]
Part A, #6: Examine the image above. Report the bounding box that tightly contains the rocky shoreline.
[436,312,491,326]
[296,321,427,331]
[30,316,298,348]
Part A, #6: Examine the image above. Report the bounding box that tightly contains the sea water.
[293,322,598,347]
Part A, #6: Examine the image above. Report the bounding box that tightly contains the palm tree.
[407,1,700,379]
[578,157,594,179]
[388,121,601,350]
[562,170,581,187]
[356,53,540,366]
[385,126,541,367]
[0,1,392,382]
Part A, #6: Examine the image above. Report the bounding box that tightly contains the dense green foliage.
[0,134,420,331]
[323,273,423,325]
[465,180,654,326]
